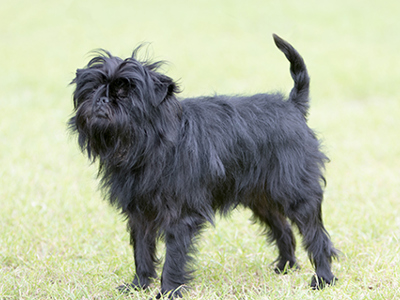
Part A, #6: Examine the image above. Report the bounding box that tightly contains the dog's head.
[69,48,180,163]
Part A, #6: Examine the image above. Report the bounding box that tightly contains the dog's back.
[177,90,324,214]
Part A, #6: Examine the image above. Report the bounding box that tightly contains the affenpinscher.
[69,34,337,299]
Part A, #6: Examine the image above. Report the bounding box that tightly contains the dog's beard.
[71,99,134,162]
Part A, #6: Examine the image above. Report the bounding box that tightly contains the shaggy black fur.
[69,34,337,299]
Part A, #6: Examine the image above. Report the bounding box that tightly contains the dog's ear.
[152,73,178,106]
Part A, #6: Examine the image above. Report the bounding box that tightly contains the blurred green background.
[1,0,399,299]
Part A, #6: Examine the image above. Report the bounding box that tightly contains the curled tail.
[273,34,310,117]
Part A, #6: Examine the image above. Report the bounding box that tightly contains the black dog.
[69,34,337,298]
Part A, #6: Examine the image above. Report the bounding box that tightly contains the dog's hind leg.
[288,199,338,289]
[157,214,205,299]
[250,201,298,273]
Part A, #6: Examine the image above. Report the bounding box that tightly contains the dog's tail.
[273,34,310,117]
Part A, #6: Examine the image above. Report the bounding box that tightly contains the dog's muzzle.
[97,97,109,105]
[95,97,110,118]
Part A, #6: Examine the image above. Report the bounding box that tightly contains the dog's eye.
[110,79,131,98]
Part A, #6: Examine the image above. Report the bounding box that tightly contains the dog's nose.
[97,97,109,105]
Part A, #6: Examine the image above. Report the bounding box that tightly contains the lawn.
[1,0,399,299]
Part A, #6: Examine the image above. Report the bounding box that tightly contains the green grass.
[1,0,399,299]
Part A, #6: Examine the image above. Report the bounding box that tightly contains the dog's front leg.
[121,214,158,292]
[156,215,205,299]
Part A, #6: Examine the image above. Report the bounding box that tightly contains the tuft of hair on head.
[130,43,170,74]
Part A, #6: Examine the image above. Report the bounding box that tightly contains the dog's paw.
[117,283,135,293]
[117,277,150,293]
[154,287,184,299]
[310,274,338,290]
[117,282,144,293]
[274,260,300,275]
